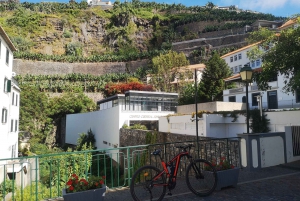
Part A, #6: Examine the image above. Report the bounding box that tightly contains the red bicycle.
[130,144,217,201]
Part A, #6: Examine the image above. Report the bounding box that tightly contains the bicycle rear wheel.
[186,159,217,196]
[130,165,166,201]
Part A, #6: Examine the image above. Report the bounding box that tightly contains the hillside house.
[65,90,178,150]
[222,19,300,109]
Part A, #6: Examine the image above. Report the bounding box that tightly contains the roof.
[252,20,283,27]
[278,18,298,30]
[221,42,261,58]
[0,25,17,52]
[224,68,262,82]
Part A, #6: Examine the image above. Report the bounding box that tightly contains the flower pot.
[215,168,239,191]
[62,187,106,201]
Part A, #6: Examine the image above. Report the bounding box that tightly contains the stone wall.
[13,59,149,76]
[120,128,199,147]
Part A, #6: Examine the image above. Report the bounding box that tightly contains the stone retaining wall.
[13,59,149,76]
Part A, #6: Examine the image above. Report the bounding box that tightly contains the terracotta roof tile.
[278,18,298,30]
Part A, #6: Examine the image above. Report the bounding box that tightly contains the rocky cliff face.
[31,14,153,56]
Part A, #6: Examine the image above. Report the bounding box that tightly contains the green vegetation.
[247,18,300,94]
[15,73,139,93]
[0,1,284,62]
[19,85,96,149]
[150,50,190,92]
[198,53,233,102]
[178,53,233,104]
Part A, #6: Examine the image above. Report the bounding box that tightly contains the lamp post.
[194,68,200,157]
[240,64,253,133]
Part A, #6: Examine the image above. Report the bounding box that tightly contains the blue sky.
[20,0,299,17]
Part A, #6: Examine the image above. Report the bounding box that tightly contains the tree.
[150,50,189,92]
[248,18,300,94]
[20,85,51,143]
[199,53,233,102]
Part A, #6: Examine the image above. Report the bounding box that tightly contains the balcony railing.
[0,138,240,201]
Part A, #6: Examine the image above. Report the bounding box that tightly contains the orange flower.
[66,180,73,186]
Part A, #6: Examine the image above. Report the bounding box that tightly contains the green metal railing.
[0,137,240,200]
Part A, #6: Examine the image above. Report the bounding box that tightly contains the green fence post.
[127,147,131,185]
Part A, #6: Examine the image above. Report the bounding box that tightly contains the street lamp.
[240,64,253,133]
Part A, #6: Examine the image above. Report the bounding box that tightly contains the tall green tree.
[199,53,233,102]
[20,86,51,143]
[150,50,190,92]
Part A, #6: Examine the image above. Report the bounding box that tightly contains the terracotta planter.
[215,168,239,191]
[62,187,106,201]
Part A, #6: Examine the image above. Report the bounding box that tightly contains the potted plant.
[62,174,106,201]
[206,157,239,191]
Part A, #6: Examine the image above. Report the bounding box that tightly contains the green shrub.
[0,179,17,197]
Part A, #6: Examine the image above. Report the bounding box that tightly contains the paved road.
[104,166,300,201]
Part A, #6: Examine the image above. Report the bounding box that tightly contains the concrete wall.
[159,113,246,138]
[13,59,149,76]
[238,132,286,170]
[266,110,300,132]
[176,101,245,114]
[285,126,300,163]
[160,110,300,138]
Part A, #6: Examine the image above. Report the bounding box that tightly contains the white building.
[66,90,178,149]
[222,19,300,109]
[0,26,19,160]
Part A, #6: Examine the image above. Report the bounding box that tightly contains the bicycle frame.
[152,150,193,187]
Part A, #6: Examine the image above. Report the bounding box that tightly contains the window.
[252,93,260,106]
[239,65,242,72]
[15,120,18,132]
[231,67,234,72]
[1,108,7,123]
[242,96,246,103]
[296,88,300,103]
[234,66,237,73]
[256,59,261,67]
[16,94,18,106]
[230,57,233,62]
[3,78,11,93]
[11,119,14,132]
[251,61,255,68]
[234,55,237,61]
[6,48,9,65]
[238,54,242,60]
[12,92,15,105]
[229,96,236,102]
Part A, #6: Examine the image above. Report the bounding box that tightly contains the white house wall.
[0,29,19,161]
[66,106,120,150]
[266,110,300,132]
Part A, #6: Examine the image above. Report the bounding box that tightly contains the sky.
[20,0,299,17]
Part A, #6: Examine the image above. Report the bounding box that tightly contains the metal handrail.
[0,138,240,200]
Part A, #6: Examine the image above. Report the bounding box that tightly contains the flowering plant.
[209,157,235,171]
[65,174,106,193]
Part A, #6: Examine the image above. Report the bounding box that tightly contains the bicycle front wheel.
[130,165,166,201]
[186,159,217,196]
